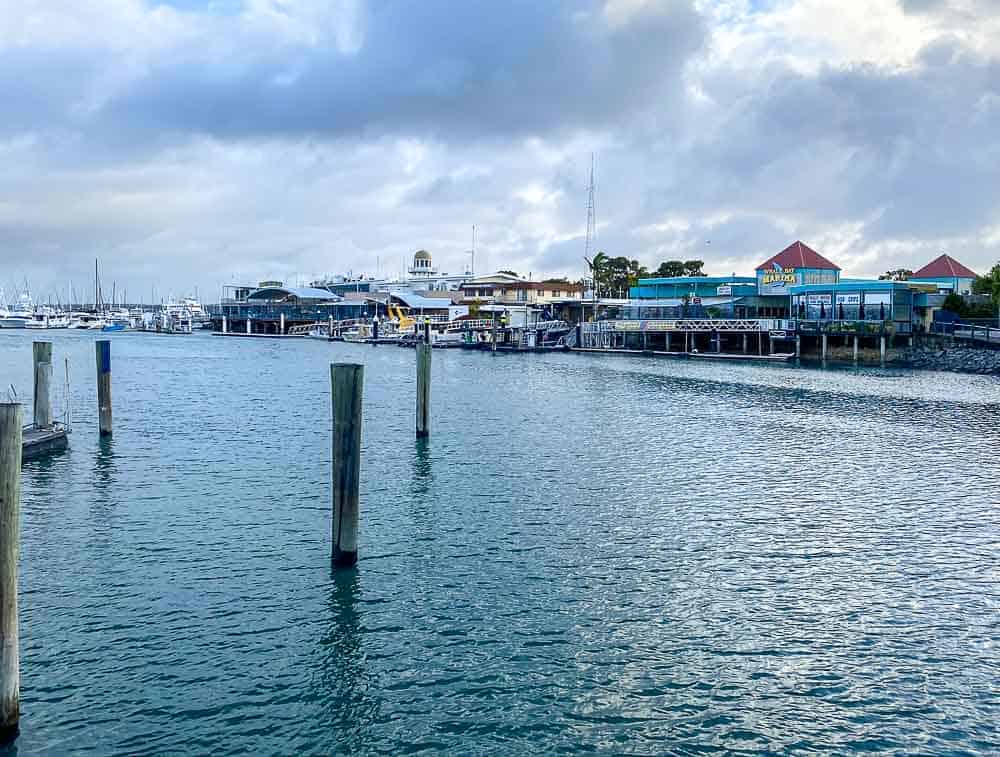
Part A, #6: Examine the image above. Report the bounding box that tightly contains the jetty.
[21,425,68,460]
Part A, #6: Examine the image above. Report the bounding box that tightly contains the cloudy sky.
[3,0,1000,303]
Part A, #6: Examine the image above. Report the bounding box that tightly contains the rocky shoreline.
[899,344,1000,375]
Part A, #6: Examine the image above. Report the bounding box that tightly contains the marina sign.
[835,293,861,305]
[807,294,832,305]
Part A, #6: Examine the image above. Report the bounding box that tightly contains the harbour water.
[1,331,998,754]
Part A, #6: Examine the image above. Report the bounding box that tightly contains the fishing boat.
[163,297,210,328]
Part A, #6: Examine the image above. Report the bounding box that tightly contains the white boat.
[0,293,35,328]
[25,307,71,329]
[163,297,209,328]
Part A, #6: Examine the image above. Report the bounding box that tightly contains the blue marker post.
[95,340,112,436]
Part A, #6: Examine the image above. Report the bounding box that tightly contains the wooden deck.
[22,426,69,461]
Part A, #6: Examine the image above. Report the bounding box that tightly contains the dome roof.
[413,249,432,261]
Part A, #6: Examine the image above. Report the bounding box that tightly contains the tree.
[972,263,1000,303]
[542,276,569,284]
[584,251,608,297]
[879,269,913,281]
[600,256,648,296]
[942,293,966,316]
[683,260,707,277]
[654,260,685,277]
[497,269,520,277]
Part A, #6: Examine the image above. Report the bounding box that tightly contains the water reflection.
[313,569,379,753]
[91,436,117,515]
[411,437,433,497]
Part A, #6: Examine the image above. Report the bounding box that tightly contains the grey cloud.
[99,1,705,142]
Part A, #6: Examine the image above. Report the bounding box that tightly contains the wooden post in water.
[330,364,363,568]
[0,403,23,743]
[795,335,801,360]
[415,343,431,438]
[222,315,228,334]
[821,333,828,362]
[246,318,251,335]
[32,341,53,429]
[95,340,112,436]
[880,335,886,365]
[853,335,859,363]
[280,313,285,335]
[665,332,671,353]
[742,333,747,354]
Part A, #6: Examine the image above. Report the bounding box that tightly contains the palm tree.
[584,251,608,298]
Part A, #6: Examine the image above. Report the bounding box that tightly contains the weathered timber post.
[416,343,431,438]
[684,331,690,353]
[665,331,671,352]
[95,340,112,436]
[795,335,801,360]
[0,403,23,743]
[821,333,828,362]
[331,364,363,568]
[742,333,748,354]
[853,335,859,363]
[32,341,53,429]
[758,332,763,356]
[280,313,285,335]
[880,335,886,365]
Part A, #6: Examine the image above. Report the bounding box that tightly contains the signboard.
[864,292,891,305]
[835,293,860,306]
[770,330,787,339]
[806,294,832,305]
[717,285,733,296]
[760,263,797,288]
[692,297,702,305]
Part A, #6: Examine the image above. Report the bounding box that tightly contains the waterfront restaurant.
[219,283,365,334]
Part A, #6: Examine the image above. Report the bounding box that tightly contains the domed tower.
[408,249,438,278]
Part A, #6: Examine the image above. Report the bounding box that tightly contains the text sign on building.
[835,293,860,305]
[761,264,797,288]
[717,285,733,296]
[807,294,832,305]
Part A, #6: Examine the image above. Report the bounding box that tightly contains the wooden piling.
[95,340,112,436]
[665,332,671,352]
[330,364,363,568]
[853,335,859,363]
[821,333,828,362]
[246,318,251,335]
[32,341,53,429]
[280,313,286,335]
[880,335,886,365]
[0,403,23,743]
[222,315,228,334]
[742,333,747,354]
[795,335,801,359]
[416,343,431,438]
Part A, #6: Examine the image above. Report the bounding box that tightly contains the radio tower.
[584,153,596,261]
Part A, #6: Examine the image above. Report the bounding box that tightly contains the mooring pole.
[280,312,285,335]
[416,343,431,438]
[95,340,112,436]
[821,333,828,362]
[32,341,53,429]
[880,335,886,365]
[0,403,23,743]
[795,335,801,360]
[246,318,251,335]
[853,335,859,363]
[331,364,363,568]
[222,315,228,334]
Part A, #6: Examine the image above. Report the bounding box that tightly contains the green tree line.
[584,252,706,297]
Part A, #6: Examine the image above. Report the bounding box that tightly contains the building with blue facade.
[910,254,978,295]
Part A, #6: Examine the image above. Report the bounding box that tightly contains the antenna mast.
[584,153,596,261]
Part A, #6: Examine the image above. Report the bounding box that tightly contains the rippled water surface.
[1,330,998,754]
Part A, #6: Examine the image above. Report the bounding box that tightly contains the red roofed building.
[910,254,978,294]
[755,241,841,294]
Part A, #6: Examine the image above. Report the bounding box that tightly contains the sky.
[3,0,1000,303]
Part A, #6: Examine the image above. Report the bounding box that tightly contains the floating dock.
[22,425,69,461]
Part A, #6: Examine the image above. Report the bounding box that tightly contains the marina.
[0,329,997,753]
